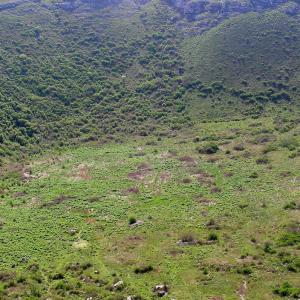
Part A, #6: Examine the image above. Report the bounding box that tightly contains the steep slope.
[0,0,190,159]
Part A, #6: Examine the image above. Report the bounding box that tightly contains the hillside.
[183,10,300,88]
[0,0,299,160]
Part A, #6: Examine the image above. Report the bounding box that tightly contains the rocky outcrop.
[0,0,41,11]
[53,0,122,11]
[165,0,291,20]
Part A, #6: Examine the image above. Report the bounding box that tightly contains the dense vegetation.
[0,0,299,161]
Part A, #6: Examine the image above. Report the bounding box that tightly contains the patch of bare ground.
[192,170,215,186]
[211,186,222,193]
[124,187,140,195]
[73,239,88,249]
[27,197,40,208]
[209,297,224,300]
[72,164,91,180]
[179,156,197,167]
[128,163,152,181]
[224,172,233,177]
[85,218,97,224]
[41,195,75,208]
[158,150,177,159]
[1,164,36,182]
[196,196,216,206]
[159,171,171,183]
[206,156,219,163]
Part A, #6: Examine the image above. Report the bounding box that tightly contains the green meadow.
[0,116,299,299]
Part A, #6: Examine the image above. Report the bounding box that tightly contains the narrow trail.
[239,280,247,300]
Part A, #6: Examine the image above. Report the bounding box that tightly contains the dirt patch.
[206,156,219,163]
[85,218,97,224]
[124,187,140,194]
[196,197,216,206]
[224,172,233,177]
[0,272,15,282]
[127,235,144,244]
[160,171,171,183]
[128,163,152,181]
[179,156,197,167]
[41,195,75,208]
[158,151,177,159]
[128,171,146,181]
[73,239,88,249]
[27,197,40,208]
[211,187,222,193]
[75,164,91,180]
[192,170,215,186]
[209,297,224,300]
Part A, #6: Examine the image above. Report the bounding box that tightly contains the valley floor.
[0,117,299,299]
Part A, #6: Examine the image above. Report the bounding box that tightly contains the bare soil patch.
[192,170,215,186]
[124,187,140,194]
[75,164,91,180]
[196,196,216,206]
[128,163,152,181]
[179,156,197,167]
[41,195,75,208]
[159,171,171,183]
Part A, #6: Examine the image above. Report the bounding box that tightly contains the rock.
[153,284,169,297]
[177,239,199,246]
[68,228,78,235]
[130,220,144,227]
[113,280,124,290]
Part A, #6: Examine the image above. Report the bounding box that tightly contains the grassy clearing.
[0,116,299,299]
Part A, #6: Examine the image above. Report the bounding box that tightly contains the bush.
[273,282,300,298]
[198,144,219,154]
[256,156,269,164]
[134,265,153,274]
[283,201,298,210]
[208,233,218,241]
[237,267,252,275]
[263,242,275,254]
[180,233,195,243]
[234,144,245,151]
[128,216,137,225]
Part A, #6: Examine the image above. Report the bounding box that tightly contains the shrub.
[134,265,153,274]
[208,233,218,241]
[234,144,245,151]
[263,242,275,254]
[249,172,258,178]
[198,144,219,154]
[256,156,269,164]
[180,233,195,243]
[283,201,298,210]
[128,216,137,225]
[273,282,300,298]
[237,267,252,275]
